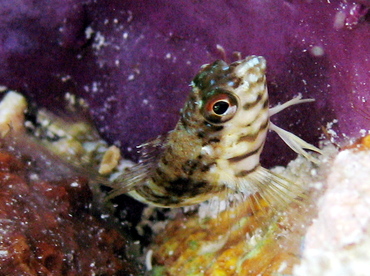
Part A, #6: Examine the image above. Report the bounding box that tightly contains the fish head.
[181,56,269,173]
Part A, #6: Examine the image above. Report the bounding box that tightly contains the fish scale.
[106,55,322,209]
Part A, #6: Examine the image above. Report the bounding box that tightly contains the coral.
[0,92,140,275]
[295,143,370,276]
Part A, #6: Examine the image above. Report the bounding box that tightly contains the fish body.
[107,56,321,208]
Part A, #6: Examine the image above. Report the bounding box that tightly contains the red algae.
[0,148,139,275]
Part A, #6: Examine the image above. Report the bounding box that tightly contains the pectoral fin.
[235,165,304,212]
[269,122,322,164]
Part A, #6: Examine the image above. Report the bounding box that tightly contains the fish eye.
[213,101,230,115]
[202,92,238,124]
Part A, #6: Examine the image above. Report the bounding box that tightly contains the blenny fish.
[106,56,322,208]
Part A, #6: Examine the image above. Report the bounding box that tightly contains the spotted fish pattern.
[106,56,322,208]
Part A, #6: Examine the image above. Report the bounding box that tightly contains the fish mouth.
[233,55,266,78]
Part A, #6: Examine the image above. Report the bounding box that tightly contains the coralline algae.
[0,1,369,165]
